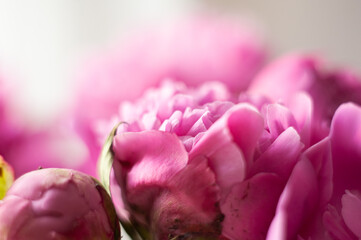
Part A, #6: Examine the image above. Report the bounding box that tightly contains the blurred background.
[1,0,361,124]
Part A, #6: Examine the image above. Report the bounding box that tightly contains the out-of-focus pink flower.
[76,15,266,122]
[5,123,92,177]
[248,54,361,122]
[0,71,92,177]
[0,168,120,240]
[99,81,330,239]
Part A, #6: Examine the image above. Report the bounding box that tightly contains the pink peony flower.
[99,81,331,239]
[248,54,361,123]
[0,168,120,240]
[73,16,266,176]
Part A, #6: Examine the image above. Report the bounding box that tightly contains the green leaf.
[97,123,148,240]
[97,122,121,194]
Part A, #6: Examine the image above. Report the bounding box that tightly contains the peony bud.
[0,168,120,240]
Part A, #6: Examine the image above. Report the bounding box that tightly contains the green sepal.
[97,123,150,240]
[97,122,121,194]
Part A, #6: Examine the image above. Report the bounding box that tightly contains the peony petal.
[267,158,318,240]
[263,103,298,141]
[323,205,356,240]
[190,104,263,194]
[227,104,264,162]
[112,130,188,220]
[249,127,303,181]
[341,191,361,238]
[287,92,314,147]
[221,173,283,240]
[151,157,221,239]
[330,103,361,205]
[113,130,188,190]
[303,137,332,206]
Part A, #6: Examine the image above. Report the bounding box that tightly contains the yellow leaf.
[0,156,14,199]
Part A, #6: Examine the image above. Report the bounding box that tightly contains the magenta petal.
[189,104,262,193]
[341,191,361,238]
[221,173,283,240]
[323,205,356,240]
[112,130,188,219]
[303,137,333,206]
[113,130,188,190]
[267,158,318,240]
[227,104,264,162]
[250,127,303,181]
[151,158,221,239]
[287,92,314,147]
[330,103,361,203]
[263,103,298,141]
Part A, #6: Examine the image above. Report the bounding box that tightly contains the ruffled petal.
[249,127,303,181]
[190,104,263,194]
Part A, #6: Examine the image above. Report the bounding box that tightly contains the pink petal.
[323,205,356,240]
[330,103,361,204]
[190,104,263,194]
[151,158,221,239]
[341,191,361,238]
[112,130,188,217]
[287,92,314,147]
[267,158,318,240]
[227,104,264,162]
[263,103,298,141]
[249,127,304,181]
[113,130,188,189]
[303,137,333,206]
[221,173,283,240]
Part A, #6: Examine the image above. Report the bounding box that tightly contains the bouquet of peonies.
[1,15,361,240]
